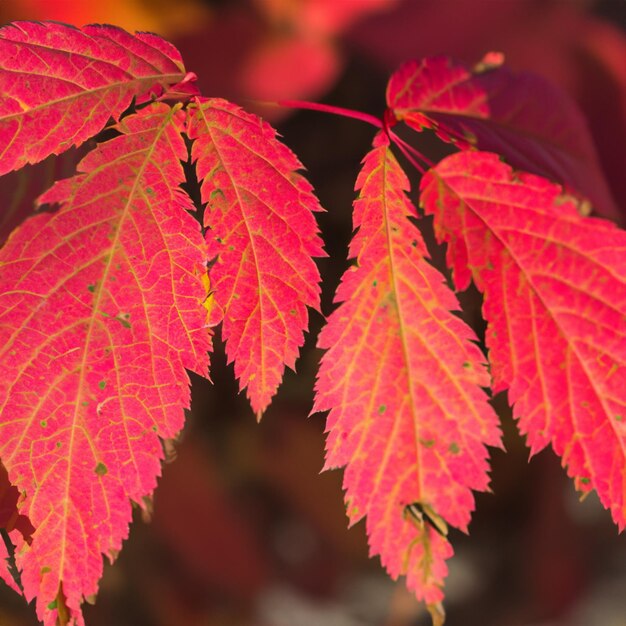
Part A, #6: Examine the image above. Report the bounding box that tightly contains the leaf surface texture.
[0,103,210,624]
[188,98,324,416]
[421,151,626,526]
[315,136,500,605]
[0,22,190,175]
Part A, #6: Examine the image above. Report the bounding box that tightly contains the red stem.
[277,99,383,129]
[389,134,426,175]
[389,130,434,171]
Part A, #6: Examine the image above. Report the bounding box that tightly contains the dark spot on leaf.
[449,442,460,454]
[378,404,386,414]
[146,186,154,195]
[114,313,131,329]
[40,566,50,575]
[56,442,62,449]
[289,309,296,315]
[95,463,107,477]
[462,362,471,369]
[579,477,591,485]
[420,439,435,448]
[87,284,96,293]
[98,380,106,390]
[372,280,378,287]
[411,240,417,247]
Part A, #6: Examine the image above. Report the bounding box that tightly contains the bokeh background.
[1,1,626,625]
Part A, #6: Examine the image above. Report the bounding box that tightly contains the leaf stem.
[276,100,383,128]
[388,130,432,174]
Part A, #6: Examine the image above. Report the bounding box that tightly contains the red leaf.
[421,151,626,528]
[0,21,192,175]
[314,135,500,609]
[0,103,210,624]
[187,97,324,416]
[387,56,618,219]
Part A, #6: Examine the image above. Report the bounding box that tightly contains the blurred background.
[1,1,626,625]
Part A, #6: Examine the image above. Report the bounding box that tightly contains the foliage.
[0,20,624,626]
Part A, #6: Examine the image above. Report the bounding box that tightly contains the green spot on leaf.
[462,361,471,369]
[81,401,89,407]
[420,439,435,448]
[616,415,623,421]
[40,566,51,575]
[114,313,131,329]
[378,404,386,414]
[47,600,57,610]
[87,284,96,293]
[95,462,108,476]
[579,477,591,485]
[145,186,154,195]
[449,442,460,454]
[56,442,62,449]
[40,420,47,427]
[372,280,378,287]
[98,380,106,390]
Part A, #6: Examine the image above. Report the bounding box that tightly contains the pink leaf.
[187,97,324,416]
[0,103,210,624]
[0,21,191,175]
[315,135,500,611]
[387,56,618,219]
[421,150,626,527]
